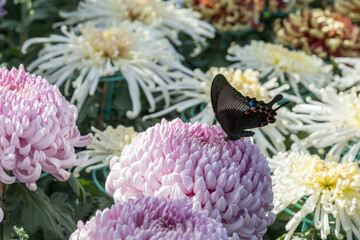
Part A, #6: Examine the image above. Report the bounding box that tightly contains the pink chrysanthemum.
[70,195,229,240]
[106,118,275,239]
[0,65,92,191]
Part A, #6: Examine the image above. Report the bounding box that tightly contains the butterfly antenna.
[274,101,289,111]
[266,94,283,108]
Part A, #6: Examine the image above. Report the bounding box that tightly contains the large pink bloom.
[106,118,275,239]
[0,65,92,190]
[70,195,229,240]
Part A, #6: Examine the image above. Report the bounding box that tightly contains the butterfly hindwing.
[245,96,266,107]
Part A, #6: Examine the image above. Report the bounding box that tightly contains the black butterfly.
[211,73,288,141]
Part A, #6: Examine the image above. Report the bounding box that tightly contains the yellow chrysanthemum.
[270,150,360,240]
[74,125,139,176]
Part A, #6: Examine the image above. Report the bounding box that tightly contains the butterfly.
[211,73,289,141]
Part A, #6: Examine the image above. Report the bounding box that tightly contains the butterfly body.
[211,74,288,141]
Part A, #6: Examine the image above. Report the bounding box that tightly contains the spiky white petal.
[287,86,360,161]
[226,41,334,101]
[331,58,360,90]
[74,125,138,177]
[22,22,192,118]
[56,0,215,45]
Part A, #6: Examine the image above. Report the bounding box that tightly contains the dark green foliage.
[2,183,75,239]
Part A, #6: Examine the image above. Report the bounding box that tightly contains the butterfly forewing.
[211,74,251,136]
[211,74,229,114]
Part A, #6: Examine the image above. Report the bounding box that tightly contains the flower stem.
[98,81,110,130]
[20,2,28,48]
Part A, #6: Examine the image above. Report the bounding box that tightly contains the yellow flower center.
[289,154,360,200]
[205,67,269,100]
[123,0,162,25]
[82,26,134,59]
[262,43,314,73]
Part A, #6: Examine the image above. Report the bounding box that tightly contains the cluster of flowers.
[186,0,316,33]
[2,0,360,239]
[81,118,276,239]
[0,65,277,238]
[67,3,360,239]
[187,1,360,59]
[85,53,360,240]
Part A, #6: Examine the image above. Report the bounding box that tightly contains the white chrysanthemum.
[145,67,295,156]
[287,86,360,161]
[270,148,360,240]
[21,22,193,118]
[226,41,333,101]
[73,125,138,177]
[331,58,360,90]
[56,0,215,45]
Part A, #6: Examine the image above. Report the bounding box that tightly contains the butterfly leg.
[238,131,255,138]
[225,131,255,141]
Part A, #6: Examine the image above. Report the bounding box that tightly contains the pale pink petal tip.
[105,118,275,239]
[0,65,91,191]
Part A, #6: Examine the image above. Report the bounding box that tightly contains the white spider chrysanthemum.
[226,41,333,101]
[21,22,193,118]
[331,57,360,90]
[270,146,360,240]
[145,67,295,156]
[287,86,360,161]
[74,125,138,177]
[55,0,215,45]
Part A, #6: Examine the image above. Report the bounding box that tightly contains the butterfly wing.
[211,74,250,113]
[211,74,251,136]
[211,74,288,140]
[231,94,287,133]
[245,96,266,107]
[211,74,229,114]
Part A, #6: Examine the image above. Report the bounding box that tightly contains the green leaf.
[50,192,76,236]
[263,220,287,240]
[67,174,86,203]
[0,20,22,32]
[78,178,106,197]
[112,81,132,112]
[93,196,114,211]
[3,184,76,239]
